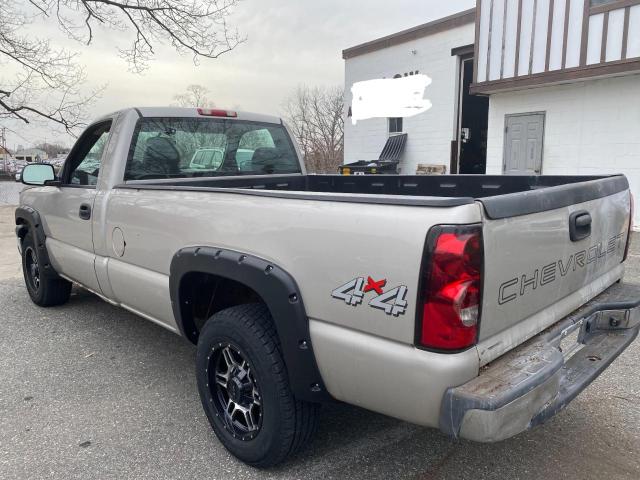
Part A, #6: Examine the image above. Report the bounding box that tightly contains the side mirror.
[21,163,56,186]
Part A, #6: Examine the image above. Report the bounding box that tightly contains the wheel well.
[179,272,263,343]
[16,217,28,241]
[170,246,332,402]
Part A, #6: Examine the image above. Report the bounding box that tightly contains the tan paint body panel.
[309,318,480,427]
[101,188,482,342]
[478,190,629,364]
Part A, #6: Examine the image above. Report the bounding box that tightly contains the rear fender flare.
[169,246,331,403]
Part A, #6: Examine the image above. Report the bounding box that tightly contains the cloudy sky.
[3,0,474,150]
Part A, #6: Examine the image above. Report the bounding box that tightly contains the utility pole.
[1,127,7,175]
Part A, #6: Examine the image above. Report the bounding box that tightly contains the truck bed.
[119,174,628,219]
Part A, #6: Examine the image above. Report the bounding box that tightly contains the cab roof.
[132,107,282,125]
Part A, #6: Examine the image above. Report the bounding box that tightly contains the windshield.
[124,117,301,180]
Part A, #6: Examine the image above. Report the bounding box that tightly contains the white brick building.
[485,75,640,181]
[343,10,477,175]
[343,1,640,225]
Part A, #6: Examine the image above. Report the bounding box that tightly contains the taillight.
[197,108,238,118]
[624,193,634,261]
[417,225,483,351]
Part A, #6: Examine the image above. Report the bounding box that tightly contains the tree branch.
[0,0,240,134]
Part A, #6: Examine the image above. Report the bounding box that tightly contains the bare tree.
[173,84,216,108]
[283,85,344,174]
[0,0,243,133]
[34,142,71,157]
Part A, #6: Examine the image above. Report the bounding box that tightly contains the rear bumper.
[439,281,640,442]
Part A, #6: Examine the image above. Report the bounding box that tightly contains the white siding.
[518,0,535,75]
[531,0,551,74]
[628,5,640,59]
[343,23,475,174]
[476,1,640,87]
[586,14,604,65]
[586,6,640,64]
[548,0,567,70]
[485,75,640,226]
[606,9,625,62]
[503,0,519,77]
[565,0,584,68]
[489,0,505,80]
[477,0,492,82]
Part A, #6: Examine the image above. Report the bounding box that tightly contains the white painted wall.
[344,22,475,174]
[486,74,640,226]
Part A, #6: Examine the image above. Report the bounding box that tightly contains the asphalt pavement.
[1,194,639,479]
[0,180,23,206]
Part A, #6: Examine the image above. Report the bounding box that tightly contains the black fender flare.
[169,246,332,403]
[15,206,61,280]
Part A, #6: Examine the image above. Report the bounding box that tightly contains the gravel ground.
[0,202,639,479]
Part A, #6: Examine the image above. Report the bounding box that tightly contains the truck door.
[41,120,112,292]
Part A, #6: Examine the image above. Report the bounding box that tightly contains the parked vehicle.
[4,159,28,181]
[49,155,67,175]
[15,154,38,163]
[15,107,639,467]
[188,148,225,170]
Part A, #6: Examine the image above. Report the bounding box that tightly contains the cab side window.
[65,121,112,186]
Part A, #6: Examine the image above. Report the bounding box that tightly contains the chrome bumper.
[439,281,640,442]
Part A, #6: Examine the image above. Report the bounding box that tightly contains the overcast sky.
[3,0,474,150]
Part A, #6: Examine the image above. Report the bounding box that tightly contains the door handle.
[569,211,591,242]
[79,203,92,220]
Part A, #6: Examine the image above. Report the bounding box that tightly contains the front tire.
[21,232,71,307]
[196,303,319,467]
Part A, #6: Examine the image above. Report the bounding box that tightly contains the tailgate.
[477,177,631,364]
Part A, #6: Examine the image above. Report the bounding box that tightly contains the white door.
[503,113,545,175]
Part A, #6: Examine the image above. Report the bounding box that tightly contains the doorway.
[503,113,545,175]
[456,57,489,174]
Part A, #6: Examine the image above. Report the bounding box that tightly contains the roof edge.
[342,8,476,60]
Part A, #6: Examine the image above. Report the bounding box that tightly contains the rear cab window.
[124,118,301,180]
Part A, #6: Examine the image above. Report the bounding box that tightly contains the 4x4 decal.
[331,276,408,317]
[331,277,366,306]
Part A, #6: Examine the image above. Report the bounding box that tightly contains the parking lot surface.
[0,180,23,206]
[1,198,639,479]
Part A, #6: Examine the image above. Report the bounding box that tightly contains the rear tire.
[21,232,71,307]
[196,303,319,467]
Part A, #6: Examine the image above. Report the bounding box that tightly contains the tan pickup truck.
[15,107,640,467]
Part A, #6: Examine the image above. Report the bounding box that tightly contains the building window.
[388,117,403,134]
[590,0,636,8]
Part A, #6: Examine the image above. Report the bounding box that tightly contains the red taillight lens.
[624,193,634,261]
[418,225,483,351]
[197,108,238,118]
